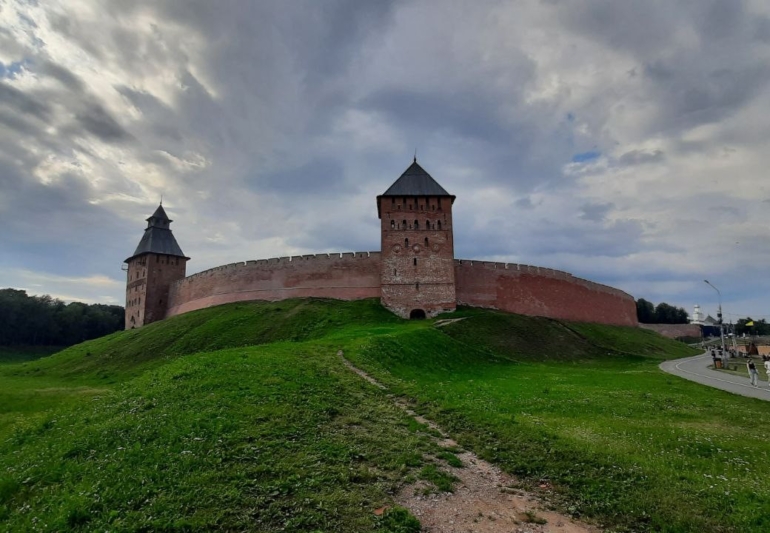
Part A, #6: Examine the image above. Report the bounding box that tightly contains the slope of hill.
[2,299,768,532]
[6,299,401,383]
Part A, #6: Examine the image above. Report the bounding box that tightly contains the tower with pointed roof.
[377,159,457,318]
[124,204,189,328]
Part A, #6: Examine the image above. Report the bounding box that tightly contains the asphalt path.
[660,353,770,401]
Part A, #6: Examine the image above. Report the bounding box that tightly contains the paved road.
[660,353,770,401]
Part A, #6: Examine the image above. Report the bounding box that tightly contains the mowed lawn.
[1,299,769,532]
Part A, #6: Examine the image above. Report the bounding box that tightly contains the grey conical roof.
[381,159,453,197]
[125,204,188,262]
[148,204,170,221]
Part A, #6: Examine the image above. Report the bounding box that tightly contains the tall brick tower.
[377,158,456,318]
[124,204,189,328]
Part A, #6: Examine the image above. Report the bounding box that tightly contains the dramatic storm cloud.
[1,0,769,321]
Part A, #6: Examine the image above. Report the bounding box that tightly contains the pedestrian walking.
[747,359,759,387]
[765,359,770,389]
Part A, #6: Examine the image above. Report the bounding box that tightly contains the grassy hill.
[1,299,768,532]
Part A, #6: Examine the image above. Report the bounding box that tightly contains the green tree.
[0,288,124,347]
[736,318,770,336]
[655,302,689,324]
[636,298,689,324]
[636,298,656,323]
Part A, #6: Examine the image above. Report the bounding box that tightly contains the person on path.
[747,359,759,387]
[765,359,770,389]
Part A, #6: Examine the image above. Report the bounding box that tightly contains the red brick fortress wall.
[454,260,638,327]
[639,323,701,338]
[165,252,381,318]
[163,254,637,327]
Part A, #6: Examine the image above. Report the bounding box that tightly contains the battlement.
[454,259,632,301]
[174,252,381,287]
[165,251,383,318]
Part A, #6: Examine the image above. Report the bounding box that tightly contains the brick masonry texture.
[161,254,638,327]
[125,254,187,328]
[454,260,638,326]
[639,323,702,338]
[165,252,381,318]
[378,195,456,318]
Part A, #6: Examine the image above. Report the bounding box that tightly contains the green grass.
[0,347,71,436]
[1,348,435,529]
[0,346,63,364]
[348,310,770,532]
[1,299,769,532]
[419,464,458,493]
[437,450,463,468]
[6,299,401,384]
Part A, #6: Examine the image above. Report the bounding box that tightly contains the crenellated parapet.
[453,258,637,326]
[174,252,381,285]
[163,252,636,327]
[165,252,382,318]
[453,259,634,301]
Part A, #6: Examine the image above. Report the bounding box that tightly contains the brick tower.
[377,158,456,318]
[124,204,189,328]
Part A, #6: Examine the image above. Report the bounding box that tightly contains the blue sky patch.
[571,150,601,163]
[0,59,29,79]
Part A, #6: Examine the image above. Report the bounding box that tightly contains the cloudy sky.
[1,0,769,321]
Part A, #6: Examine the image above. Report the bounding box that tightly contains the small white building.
[691,304,705,325]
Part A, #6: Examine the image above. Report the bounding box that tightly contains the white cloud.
[1,0,769,317]
[2,269,123,304]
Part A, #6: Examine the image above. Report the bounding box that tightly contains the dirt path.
[339,352,601,533]
[433,318,468,328]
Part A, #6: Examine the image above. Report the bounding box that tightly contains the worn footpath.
[340,352,600,533]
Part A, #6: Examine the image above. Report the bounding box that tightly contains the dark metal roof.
[148,204,171,222]
[381,159,453,197]
[125,204,188,262]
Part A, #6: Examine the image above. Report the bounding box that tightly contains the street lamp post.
[704,280,726,362]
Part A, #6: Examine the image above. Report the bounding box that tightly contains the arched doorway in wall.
[409,309,426,320]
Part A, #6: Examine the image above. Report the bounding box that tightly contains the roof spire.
[160,194,163,206]
[380,160,453,197]
[413,148,417,163]
[126,204,187,262]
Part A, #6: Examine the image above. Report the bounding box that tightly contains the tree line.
[0,288,124,347]
[734,318,770,336]
[636,298,689,324]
